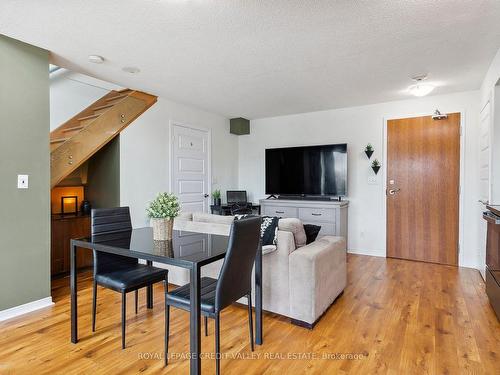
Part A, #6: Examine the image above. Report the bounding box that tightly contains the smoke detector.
[408,74,435,97]
[88,55,105,64]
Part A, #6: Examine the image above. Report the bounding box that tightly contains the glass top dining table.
[69,227,263,375]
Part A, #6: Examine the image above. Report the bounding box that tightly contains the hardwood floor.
[0,254,498,374]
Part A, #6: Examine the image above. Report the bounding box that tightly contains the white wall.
[238,91,480,268]
[120,98,238,227]
[50,69,239,228]
[480,48,500,108]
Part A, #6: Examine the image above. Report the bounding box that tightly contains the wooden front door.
[387,113,460,265]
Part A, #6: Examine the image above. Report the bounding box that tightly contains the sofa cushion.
[278,218,307,247]
[192,212,235,225]
[262,245,277,255]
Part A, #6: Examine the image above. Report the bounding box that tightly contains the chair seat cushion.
[95,264,168,292]
[166,277,218,314]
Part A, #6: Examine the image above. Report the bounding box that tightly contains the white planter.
[151,218,174,240]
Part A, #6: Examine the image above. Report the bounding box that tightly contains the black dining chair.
[91,207,169,349]
[164,216,261,374]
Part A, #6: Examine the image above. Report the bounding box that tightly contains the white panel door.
[172,124,210,213]
[478,101,491,280]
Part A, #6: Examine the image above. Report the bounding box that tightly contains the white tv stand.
[259,198,348,239]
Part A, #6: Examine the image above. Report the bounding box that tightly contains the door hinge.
[460,126,463,136]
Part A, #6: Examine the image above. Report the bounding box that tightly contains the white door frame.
[491,81,500,203]
[169,121,212,212]
[381,110,466,266]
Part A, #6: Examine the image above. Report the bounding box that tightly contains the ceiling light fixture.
[88,55,105,64]
[122,66,140,74]
[408,74,435,97]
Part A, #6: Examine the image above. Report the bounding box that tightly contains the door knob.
[204,194,209,198]
[388,188,401,196]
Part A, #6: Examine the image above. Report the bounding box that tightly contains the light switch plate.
[17,174,29,189]
[367,176,378,185]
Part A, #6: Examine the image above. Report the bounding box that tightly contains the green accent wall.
[86,136,120,209]
[0,36,50,310]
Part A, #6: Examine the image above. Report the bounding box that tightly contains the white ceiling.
[1,1,500,119]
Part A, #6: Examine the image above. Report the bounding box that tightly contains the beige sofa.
[169,212,346,327]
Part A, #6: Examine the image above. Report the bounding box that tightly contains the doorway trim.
[382,110,466,266]
[168,120,212,212]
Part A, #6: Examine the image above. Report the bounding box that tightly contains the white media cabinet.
[259,199,348,240]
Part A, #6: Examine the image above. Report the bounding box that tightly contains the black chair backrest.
[215,216,261,311]
[91,207,136,274]
[226,190,247,205]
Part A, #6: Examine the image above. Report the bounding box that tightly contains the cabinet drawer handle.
[275,211,285,214]
[311,213,322,216]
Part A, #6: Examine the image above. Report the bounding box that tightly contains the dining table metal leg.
[146,260,153,309]
[255,240,263,345]
[70,240,78,343]
[189,264,201,375]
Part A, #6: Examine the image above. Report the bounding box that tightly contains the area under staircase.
[50,89,157,187]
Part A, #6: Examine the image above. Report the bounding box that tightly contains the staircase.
[50,89,157,187]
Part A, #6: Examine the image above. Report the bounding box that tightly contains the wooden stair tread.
[78,113,100,121]
[50,138,69,144]
[62,126,84,133]
[105,93,128,102]
[92,103,114,111]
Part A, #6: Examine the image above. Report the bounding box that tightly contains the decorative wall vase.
[151,218,174,240]
[372,166,381,175]
[365,150,374,159]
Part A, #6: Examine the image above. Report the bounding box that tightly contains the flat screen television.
[265,143,347,197]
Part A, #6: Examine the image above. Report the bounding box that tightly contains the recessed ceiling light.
[88,55,105,64]
[408,74,435,97]
[122,66,140,74]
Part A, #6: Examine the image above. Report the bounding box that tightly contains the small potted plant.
[365,143,374,159]
[147,192,180,240]
[371,159,381,175]
[212,189,222,206]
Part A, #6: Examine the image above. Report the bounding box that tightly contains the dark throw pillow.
[260,216,279,246]
[235,214,278,246]
[304,224,321,244]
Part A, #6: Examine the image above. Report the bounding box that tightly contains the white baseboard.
[347,248,386,258]
[0,297,54,322]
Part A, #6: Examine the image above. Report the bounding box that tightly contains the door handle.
[478,199,489,205]
[388,188,401,196]
[204,194,209,198]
